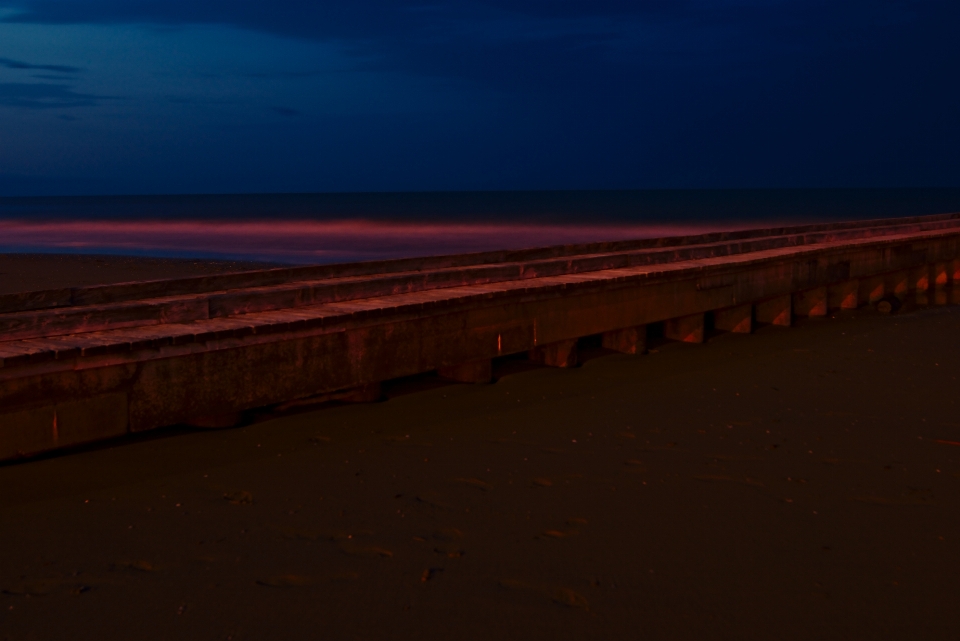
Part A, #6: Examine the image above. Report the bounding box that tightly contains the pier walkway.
[2,213,960,460]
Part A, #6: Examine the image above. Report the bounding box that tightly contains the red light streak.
[0,219,748,264]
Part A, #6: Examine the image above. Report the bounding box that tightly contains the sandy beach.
[0,254,278,295]
[1,254,959,640]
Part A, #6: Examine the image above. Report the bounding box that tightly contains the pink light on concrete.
[715,304,752,333]
[934,262,949,288]
[530,339,578,368]
[793,287,828,317]
[756,295,792,326]
[665,313,705,343]
[913,266,931,292]
[602,326,647,354]
[828,280,859,310]
[860,277,886,304]
[889,272,910,298]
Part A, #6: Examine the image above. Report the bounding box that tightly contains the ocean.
[2,189,960,265]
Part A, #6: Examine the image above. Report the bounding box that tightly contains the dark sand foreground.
[1,255,959,640]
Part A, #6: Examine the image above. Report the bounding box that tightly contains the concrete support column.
[913,266,932,305]
[934,263,950,305]
[828,280,859,310]
[859,277,885,305]
[793,287,828,317]
[664,313,705,343]
[934,262,949,289]
[755,295,791,326]
[714,304,752,333]
[530,339,578,368]
[439,359,493,383]
[601,325,647,354]
[950,258,960,284]
[888,272,910,299]
[913,266,932,292]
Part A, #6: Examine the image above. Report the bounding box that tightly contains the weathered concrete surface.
[793,287,828,318]
[756,295,792,326]
[439,360,493,384]
[664,314,705,344]
[601,326,647,354]
[2,213,960,460]
[714,304,753,333]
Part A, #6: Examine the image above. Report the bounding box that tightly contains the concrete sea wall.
[2,213,960,460]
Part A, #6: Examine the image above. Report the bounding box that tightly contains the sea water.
[1,189,959,265]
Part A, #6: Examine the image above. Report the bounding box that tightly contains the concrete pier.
[2,212,960,461]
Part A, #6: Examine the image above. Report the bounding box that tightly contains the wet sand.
[1,255,959,639]
[0,253,277,294]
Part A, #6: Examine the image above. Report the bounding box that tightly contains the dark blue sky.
[0,1,957,196]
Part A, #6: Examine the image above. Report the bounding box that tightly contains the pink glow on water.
[0,219,749,264]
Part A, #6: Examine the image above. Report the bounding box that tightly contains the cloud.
[0,56,80,73]
[1,0,958,194]
[0,2,951,97]
[1,1,946,107]
[0,81,111,109]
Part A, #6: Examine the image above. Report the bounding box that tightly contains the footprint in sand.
[498,579,589,610]
[2,578,93,597]
[488,438,540,447]
[256,574,316,588]
[454,477,493,491]
[110,560,156,572]
[277,526,374,542]
[224,491,254,505]
[277,527,324,541]
[414,492,454,511]
[338,542,394,558]
[433,527,464,541]
[431,528,466,557]
[420,568,444,582]
[276,526,391,558]
[552,587,590,609]
[851,495,934,506]
[693,474,764,487]
[539,529,578,539]
[256,572,359,588]
[385,435,432,446]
